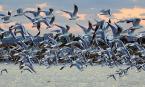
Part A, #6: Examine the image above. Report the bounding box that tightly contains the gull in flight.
[11,23,28,39]
[99,9,111,16]
[61,4,79,20]
[118,18,145,29]
[42,16,55,29]
[0,11,12,23]
[14,8,27,17]
[76,21,93,34]
[24,14,55,36]
[41,8,54,18]
[25,7,42,18]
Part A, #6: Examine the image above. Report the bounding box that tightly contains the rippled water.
[0,64,145,87]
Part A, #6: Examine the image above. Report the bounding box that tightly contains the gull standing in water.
[0,69,8,75]
[107,74,116,80]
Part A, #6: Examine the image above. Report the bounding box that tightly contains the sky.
[0,0,145,36]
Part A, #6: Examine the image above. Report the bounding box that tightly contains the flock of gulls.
[1,4,145,80]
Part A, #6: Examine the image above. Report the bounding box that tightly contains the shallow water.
[0,64,145,87]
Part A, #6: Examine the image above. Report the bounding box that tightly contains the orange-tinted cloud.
[23,22,33,30]
[69,26,83,35]
[96,7,145,24]
[39,12,46,17]
[0,24,6,28]
[140,20,145,26]
[97,14,109,21]
[0,5,4,11]
[23,22,39,35]
[25,8,35,11]
[78,13,87,21]
[0,22,16,30]
[113,7,145,25]
[36,3,48,9]
[113,7,145,19]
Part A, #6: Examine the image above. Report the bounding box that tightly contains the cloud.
[0,24,6,28]
[0,22,16,30]
[37,3,48,9]
[39,12,46,17]
[23,22,33,30]
[113,7,145,25]
[0,5,4,11]
[25,8,36,11]
[96,7,145,24]
[97,14,109,21]
[113,7,145,19]
[140,20,145,26]
[69,26,83,35]
[78,13,87,21]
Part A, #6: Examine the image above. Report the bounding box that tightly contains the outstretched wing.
[49,16,55,25]
[55,24,66,34]
[108,23,118,36]
[73,4,78,16]
[61,10,71,14]
[0,14,5,17]
[88,21,93,29]
[24,14,33,22]
[35,22,41,37]
[76,23,87,33]
[91,24,100,45]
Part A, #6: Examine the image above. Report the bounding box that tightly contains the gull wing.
[73,4,78,16]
